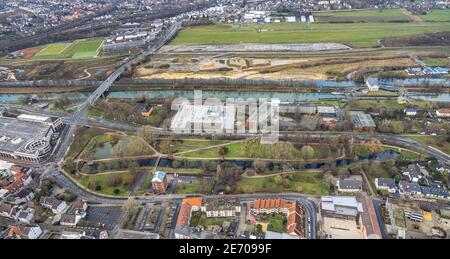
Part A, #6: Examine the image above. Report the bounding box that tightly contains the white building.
[40,196,68,214]
[286,16,296,22]
[365,78,379,92]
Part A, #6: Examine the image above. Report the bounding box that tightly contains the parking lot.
[85,206,122,230]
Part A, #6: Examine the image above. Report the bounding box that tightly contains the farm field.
[419,9,450,22]
[31,39,104,60]
[313,8,412,23]
[170,22,450,48]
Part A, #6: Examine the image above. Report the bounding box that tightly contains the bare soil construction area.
[134,46,448,81]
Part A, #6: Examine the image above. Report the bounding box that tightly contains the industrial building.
[170,102,236,134]
[349,111,376,131]
[0,114,63,163]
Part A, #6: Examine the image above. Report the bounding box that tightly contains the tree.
[109,134,119,146]
[255,224,263,234]
[218,146,229,156]
[300,145,316,160]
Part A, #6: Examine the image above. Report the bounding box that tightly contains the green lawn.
[162,139,228,154]
[235,171,330,195]
[348,99,405,110]
[420,9,450,22]
[180,142,245,158]
[154,166,203,175]
[79,134,154,160]
[422,57,449,66]
[75,172,133,196]
[407,135,450,155]
[170,22,450,48]
[189,211,232,227]
[259,214,287,233]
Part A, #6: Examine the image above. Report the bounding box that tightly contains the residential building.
[436,108,450,118]
[337,179,363,192]
[0,202,14,218]
[404,108,418,116]
[174,197,203,239]
[201,198,241,217]
[251,198,304,237]
[375,178,397,193]
[16,208,34,223]
[398,181,422,196]
[402,164,423,182]
[420,186,449,200]
[6,225,42,239]
[40,196,68,214]
[13,188,34,204]
[151,171,168,194]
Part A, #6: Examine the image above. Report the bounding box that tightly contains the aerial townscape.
[0,0,449,242]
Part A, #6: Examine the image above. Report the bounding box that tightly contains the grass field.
[235,171,330,195]
[420,9,450,22]
[75,172,133,196]
[170,22,450,48]
[32,39,104,60]
[422,57,449,66]
[314,9,411,23]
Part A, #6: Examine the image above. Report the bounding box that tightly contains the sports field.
[32,39,104,60]
[171,22,450,48]
[34,43,71,57]
[419,9,450,22]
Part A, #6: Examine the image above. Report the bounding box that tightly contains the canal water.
[88,150,400,173]
[1,89,450,103]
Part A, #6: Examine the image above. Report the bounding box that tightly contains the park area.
[170,21,450,48]
[30,38,104,60]
[234,171,330,196]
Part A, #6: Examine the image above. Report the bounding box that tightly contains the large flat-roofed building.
[321,196,363,220]
[170,102,235,134]
[0,114,63,163]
